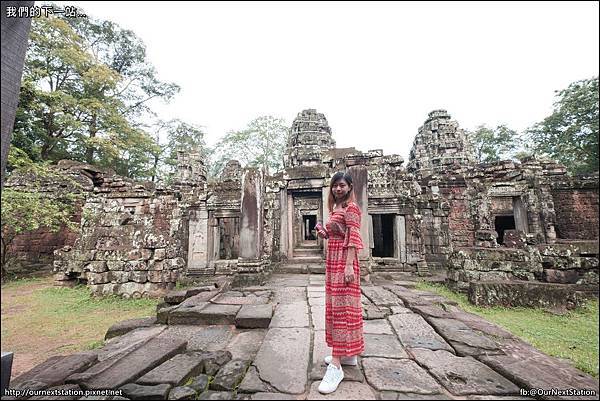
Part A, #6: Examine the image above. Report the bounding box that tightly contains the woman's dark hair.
[327,171,355,213]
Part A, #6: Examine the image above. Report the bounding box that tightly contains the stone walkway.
[5,273,599,400]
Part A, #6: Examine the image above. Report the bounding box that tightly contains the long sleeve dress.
[324,201,365,357]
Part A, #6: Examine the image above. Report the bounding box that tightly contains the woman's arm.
[344,247,357,284]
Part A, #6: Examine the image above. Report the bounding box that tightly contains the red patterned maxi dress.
[324,201,364,357]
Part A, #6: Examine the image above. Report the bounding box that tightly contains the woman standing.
[316,171,364,394]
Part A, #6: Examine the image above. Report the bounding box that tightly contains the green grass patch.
[2,276,160,370]
[415,281,600,377]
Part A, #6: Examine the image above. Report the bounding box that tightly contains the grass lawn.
[1,275,160,379]
[415,281,599,378]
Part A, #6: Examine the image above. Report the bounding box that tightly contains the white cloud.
[55,1,599,161]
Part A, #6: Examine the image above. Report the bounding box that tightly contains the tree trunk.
[86,113,97,164]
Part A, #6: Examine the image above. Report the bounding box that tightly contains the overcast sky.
[54,1,599,161]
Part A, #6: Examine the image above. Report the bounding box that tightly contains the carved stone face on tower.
[285,109,337,168]
[406,110,476,177]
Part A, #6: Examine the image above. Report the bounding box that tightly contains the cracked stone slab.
[363,319,394,335]
[270,301,309,328]
[253,327,310,394]
[426,318,501,356]
[137,352,204,386]
[410,348,520,396]
[12,353,98,390]
[238,365,272,393]
[390,305,413,314]
[77,337,187,390]
[307,381,377,399]
[362,286,403,306]
[362,334,408,359]
[308,296,325,307]
[477,339,600,399]
[210,359,250,391]
[158,325,235,352]
[225,329,267,361]
[363,304,391,320]
[388,314,454,352]
[105,317,157,340]
[362,357,442,394]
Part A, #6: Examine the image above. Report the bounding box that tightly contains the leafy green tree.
[148,119,207,182]
[1,150,82,279]
[13,9,179,179]
[469,124,519,163]
[210,116,289,178]
[526,77,599,174]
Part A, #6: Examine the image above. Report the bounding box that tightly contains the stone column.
[186,204,211,274]
[348,165,370,262]
[237,168,265,283]
[279,189,288,258]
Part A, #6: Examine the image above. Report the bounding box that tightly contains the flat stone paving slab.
[212,294,270,305]
[363,319,393,335]
[235,304,273,328]
[410,348,520,395]
[158,325,235,352]
[312,330,331,367]
[362,334,408,359]
[136,352,204,386]
[270,301,309,328]
[310,305,325,331]
[120,383,171,399]
[477,339,600,398]
[427,317,500,356]
[362,357,442,394]
[272,287,306,304]
[12,352,98,390]
[253,327,310,394]
[225,329,267,361]
[78,337,187,390]
[388,314,454,352]
[105,317,157,340]
[307,381,377,399]
[238,365,271,393]
[362,286,403,306]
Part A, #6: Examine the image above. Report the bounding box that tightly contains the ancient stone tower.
[284,109,336,168]
[407,109,476,177]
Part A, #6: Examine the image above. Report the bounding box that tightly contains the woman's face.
[332,179,351,200]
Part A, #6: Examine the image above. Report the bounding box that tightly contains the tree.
[210,116,289,178]
[469,124,519,163]
[1,150,82,279]
[150,119,207,182]
[526,77,599,174]
[13,8,179,179]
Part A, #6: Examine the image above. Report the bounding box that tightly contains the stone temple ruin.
[6,109,599,307]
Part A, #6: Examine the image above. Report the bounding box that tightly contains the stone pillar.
[186,204,210,273]
[237,168,265,280]
[279,189,288,257]
[348,165,370,262]
[1,1,34,187]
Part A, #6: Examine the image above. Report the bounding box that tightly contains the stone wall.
[54,175,187,298]
[3,161,100,273]
[550,174,599,240]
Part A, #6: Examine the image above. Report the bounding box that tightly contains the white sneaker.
[318,363,344,394]
[323,355,358,366]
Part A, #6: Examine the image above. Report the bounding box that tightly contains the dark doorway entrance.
[303,215,317,240]
[218,217,240,259]
[494,215,516,245]
[373,214,395,257]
